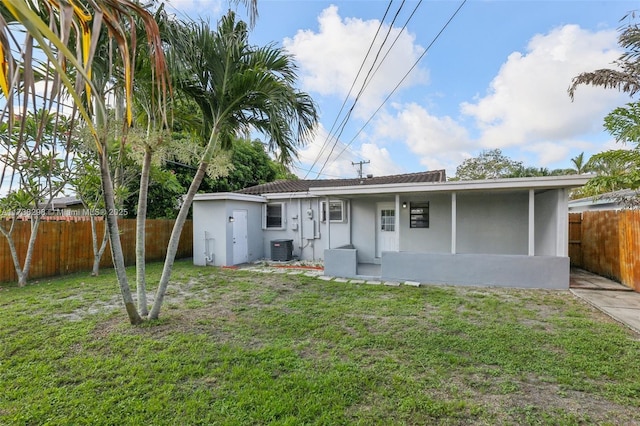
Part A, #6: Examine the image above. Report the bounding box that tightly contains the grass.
[1,260,640,425]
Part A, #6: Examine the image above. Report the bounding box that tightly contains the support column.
[325,196,330,250]
[395,194,400,251]
[557,188,568,256]
[451,192,457,254]
[528,189,535,256]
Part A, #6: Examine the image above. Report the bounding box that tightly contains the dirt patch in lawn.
[74,270,640,424]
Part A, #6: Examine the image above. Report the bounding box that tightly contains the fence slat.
[0,219,193,283]
[570,210,640,291]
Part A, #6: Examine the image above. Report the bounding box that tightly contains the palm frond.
[568,69,640,100]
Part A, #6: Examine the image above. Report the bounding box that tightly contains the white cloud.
[461,24,625,152]
[521,141,572,166]
[294,123,404,179]
[295,124,362,179]
[290,15,629,177]
[372,103,472,173]
[359,143,404,177]
[283,5,428,118]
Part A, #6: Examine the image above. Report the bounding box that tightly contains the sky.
[164,0,637,180]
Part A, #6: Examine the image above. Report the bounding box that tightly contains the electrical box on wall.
[303,219,316,239]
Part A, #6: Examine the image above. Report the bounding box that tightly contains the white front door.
[232,210,248,265]
[376,202,398,257]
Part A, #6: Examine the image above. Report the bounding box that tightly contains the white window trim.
[263,202,286,230]
[321,200,346,223]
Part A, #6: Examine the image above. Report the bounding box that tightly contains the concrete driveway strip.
[571,289,640,335]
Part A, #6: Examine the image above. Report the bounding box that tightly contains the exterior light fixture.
[228,216,235,222]
[402,202,407,209]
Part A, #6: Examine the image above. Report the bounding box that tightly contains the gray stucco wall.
[534,190,559,256]
[193,200,264,266]
[193,200,229,266]
[456,192,528,255]
[382,251,569,289]
[399,193,451,253]
[351,198,377,263]
[324,246,357,277]
[259,197,350,262]
[195,196,351,265]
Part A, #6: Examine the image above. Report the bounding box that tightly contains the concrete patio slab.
[570,269,640,335]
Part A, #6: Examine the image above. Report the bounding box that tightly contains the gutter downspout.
[298,199,303,258]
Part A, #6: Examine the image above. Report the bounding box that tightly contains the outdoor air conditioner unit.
[271,239,293,261]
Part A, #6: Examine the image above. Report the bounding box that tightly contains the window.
[381,209,395,231]
[409,202,429,228]
[321,200,345,222]
[265,203,285,229]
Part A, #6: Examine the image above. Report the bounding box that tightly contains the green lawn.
[1,261,639,425]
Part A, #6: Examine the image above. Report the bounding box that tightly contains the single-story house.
[192,170,590,289]
[569,189,639,212]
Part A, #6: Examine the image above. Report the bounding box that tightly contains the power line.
[360,0,423,96]
[314,0,408,179]
[304,0,396,179]
[329,0,468,169]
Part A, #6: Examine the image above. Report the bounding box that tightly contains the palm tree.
[147,11,318,319]
[128,2,260,320]
[127,6,173,317]
[568,12,640,99]
[570,152,591,174]
[569,13,640,203]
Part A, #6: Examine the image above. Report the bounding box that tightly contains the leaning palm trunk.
[100,151,142,325]
[135,148,152,316]
[149,135,219,319]
[148,12,318,320]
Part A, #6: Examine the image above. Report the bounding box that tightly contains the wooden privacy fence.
[0,219,193,283]
[569,211,640,291]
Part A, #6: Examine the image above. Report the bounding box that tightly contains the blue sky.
[166,0,636,179]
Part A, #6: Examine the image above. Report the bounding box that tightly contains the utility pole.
[352,160,370,178]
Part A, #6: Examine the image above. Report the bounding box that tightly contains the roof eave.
[309,175,591,196]
[193,193,266,202]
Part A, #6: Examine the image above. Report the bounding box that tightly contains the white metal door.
[232,210,248,265]
[376,202,398,257]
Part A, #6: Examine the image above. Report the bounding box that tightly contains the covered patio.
[319,175,590,289]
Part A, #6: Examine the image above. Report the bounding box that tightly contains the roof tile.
[236,170,446,195]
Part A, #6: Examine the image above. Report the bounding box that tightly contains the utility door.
[376,202,398,257]
[232,210,248,265]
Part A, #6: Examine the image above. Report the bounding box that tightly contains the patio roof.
[308,174,591,197]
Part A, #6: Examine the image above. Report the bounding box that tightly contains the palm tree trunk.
[149,132,220,320]
[99,150,143,325]
[135,148,152,316]
[148,160,208,319]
